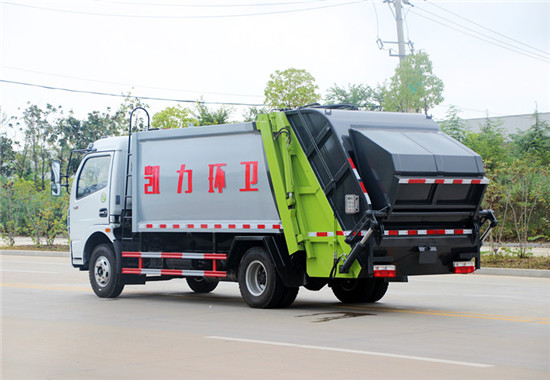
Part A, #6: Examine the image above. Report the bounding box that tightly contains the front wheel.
[89,244,124,298]
[238,247,285,308]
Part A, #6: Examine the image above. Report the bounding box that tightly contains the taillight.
[373,265,396,278]
[453,261,475,274]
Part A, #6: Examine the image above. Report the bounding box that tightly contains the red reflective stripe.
[455,229,464,234]
[146,224,153,229]
[435,179,445,184]
[214,224,222,229]
[317,232,328,237]
[204,270,227,278]
[337,231,345,236]
[408,230,418,235]
[204,253,227,260]
[348,158,356,169]
[122,251,141,258]
[173,224,180,229]
[161,269,183,276]
[427,230,436,235]
[471,179,481,184]
[360,182,367,193]
[453,179,463,184]
[388,230,398,236]
[187,224,194,229]
[122,268,142,274]
[201,224,208,229]
[243,224,250,229]
[409,179,426,184]
[160,224,167,229]
[229,224,236,229]
[258,224,265,229]
[273,224,281,229]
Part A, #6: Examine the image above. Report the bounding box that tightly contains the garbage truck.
[52,104,497,308]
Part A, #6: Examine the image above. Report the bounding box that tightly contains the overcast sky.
[1,0,549,130]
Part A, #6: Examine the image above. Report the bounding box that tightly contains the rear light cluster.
[453,261,476,274]
[373,265,396,278]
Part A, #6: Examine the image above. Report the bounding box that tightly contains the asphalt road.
[2,254,549,379]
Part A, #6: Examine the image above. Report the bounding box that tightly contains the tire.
[366,279,389,303]
[186,277,219,293]
[278,286,299,308]
[238,247,285,309]
[331,278,376,303]
[89,243,124,298]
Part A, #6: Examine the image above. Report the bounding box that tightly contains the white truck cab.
[67,136,127,267]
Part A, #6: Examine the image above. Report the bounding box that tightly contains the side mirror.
[51,160,61,196]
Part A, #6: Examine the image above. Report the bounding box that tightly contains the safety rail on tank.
[121,107,151,241]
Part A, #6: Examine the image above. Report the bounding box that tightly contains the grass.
[481,253,550,270]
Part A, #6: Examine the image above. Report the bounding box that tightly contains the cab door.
[69,153,113,266]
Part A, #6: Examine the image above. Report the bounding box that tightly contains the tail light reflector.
[453,261,475,274]
[373,265,396,278]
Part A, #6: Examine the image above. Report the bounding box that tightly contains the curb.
[2,250,549,278]
[1,250,70,258]
[476,267,550,278]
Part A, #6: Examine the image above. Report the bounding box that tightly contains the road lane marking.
[2,269,59,274]
[1,283,91,292]
[334,305,550,324]
[2,282,547,325]
[205,336,494,368]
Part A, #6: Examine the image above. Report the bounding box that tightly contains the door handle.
[99,208,108,218]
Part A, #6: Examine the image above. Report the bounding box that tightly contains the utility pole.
[379,0,413,60]
[394,0,407,61]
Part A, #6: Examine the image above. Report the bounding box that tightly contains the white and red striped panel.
[138,221,282,233]
[398,178,489,185]
[348,158,371,200]
[308,229,472,238]
[383,229,473,236]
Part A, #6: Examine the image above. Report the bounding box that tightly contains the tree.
[151,105,198,129]
[242,106,269,122]
[19,103,61,190]
[382,52,444,115]
[463,117,508,171]
[193,101,232,126]
[264,68,320,109]
[511,108,550,165]
[439,105,468,143]
[325,83,384,110]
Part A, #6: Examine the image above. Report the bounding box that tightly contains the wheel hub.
[94,255,111,287]
[245,260,267,296]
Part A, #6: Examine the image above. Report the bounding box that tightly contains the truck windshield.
[76,155,111,199]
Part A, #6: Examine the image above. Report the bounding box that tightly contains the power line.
[1,1,364,19]
[427,1,550,57]
[409,8,550,63]
[0,79,265,107]
[1,65,263,99]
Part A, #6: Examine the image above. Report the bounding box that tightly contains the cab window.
[76,155,111,199]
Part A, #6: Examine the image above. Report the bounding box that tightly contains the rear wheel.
[367,279,389,303]
[238,247,285,308]
[331,278,375,303]
[89,244,124,298]
[186,277,219,293]
[279,286,299,308]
